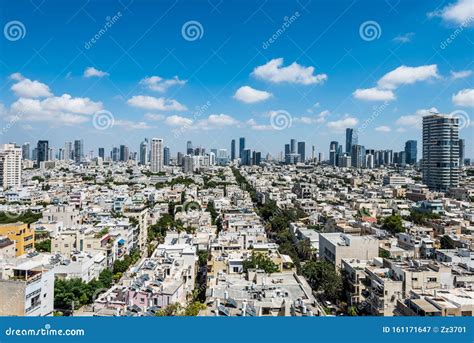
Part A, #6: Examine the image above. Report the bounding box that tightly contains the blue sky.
[0,0,473,159]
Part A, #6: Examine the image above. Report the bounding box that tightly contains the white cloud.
[395,107,439,127]
[84,67,109,78]
[393,32,414,43]
[429,0,474,25]
[195,114,240,129]
[318,110,330,117]
[450,70,472,79]
[233,86,272,103]
[252,58,327,85]
[139,76,186,92]
[452,88,474,107]
[327,116,359,131]
[377,65,440,90]
[375,125,391,132]
[144,113,165,121]
[8,94,103,126]
[165,115,193,127]
[127,95,187,111]
[10,74,52,98]
[353,88,396,101]
[293,116,325,125]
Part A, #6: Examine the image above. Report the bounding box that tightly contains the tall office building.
[182,155,193,173]
[119,145,129,162]
[231,139,236,161]
[74,139,83,164]
[345,128,357,154]
[163,146,170,166]
[404,140,417,165]
[186,141,193,155]
[140,139,148,165]
[0,144,22,189]
[351,145,366,168]
[37,140,49,166]
[150,138,164,173]
[422,114,459,191]
[297,142,306,162]
[239,137,245,158]
[98,148,105,159]
[111,147,119,162]
[459,139,465,167]
[63,142,72,160]
[21,143,30,160]
[177,152,184,166]
[241,149,251,166]
[329,141,338,166]
[290,139,296,154]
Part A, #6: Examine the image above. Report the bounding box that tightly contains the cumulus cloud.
[84,67,109,78]
[327,116,359,131]
[139,76,186,92]
[452,88,474,107]
[127,95,187,111]
[395,107,439,128]
[293,116,325,125]
[377,65,440,90]
[353,88,396,101]
[375,125,391,132]
[165,115,193,127]
[252,58,327,85]
[233,86,272,103]
[8,94,103,125]
[428,0,474,25]
[10,74,52,98]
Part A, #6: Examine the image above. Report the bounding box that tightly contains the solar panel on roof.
[218,305,230,316]
[226,297,237,308]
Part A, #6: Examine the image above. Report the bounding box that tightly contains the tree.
[35,239,51,252]
[184,301,206,316]
[302,261,342,300]
[381,215,404,234]
[242,252,279,274]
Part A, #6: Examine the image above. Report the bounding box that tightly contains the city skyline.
[0,0,472,158]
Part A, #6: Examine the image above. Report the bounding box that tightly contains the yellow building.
[0,222,35,256]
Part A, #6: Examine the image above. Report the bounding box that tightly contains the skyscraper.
[140,139,148,165]
[21,143,30,160]
[111,147,119,162]
[239,137,245,158]
[37,140,49,166]
[459,139,465,167]
[186,141,193,155]
[98,148,105,159]
[150,138,163,173]
[74,139,83,164]
[297,141,306,162]
[422,114,459,191]
[119,145,128,162]
[329,141,338,166]
[163,146,170,166]
[0,144,21,189]
[351,145,366,168]
[290,139,296,154]
[231,139,236,161]
[345,128,357,154]
[241,149,251,166]
[64,142,72,160]
[404,140,417,165]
